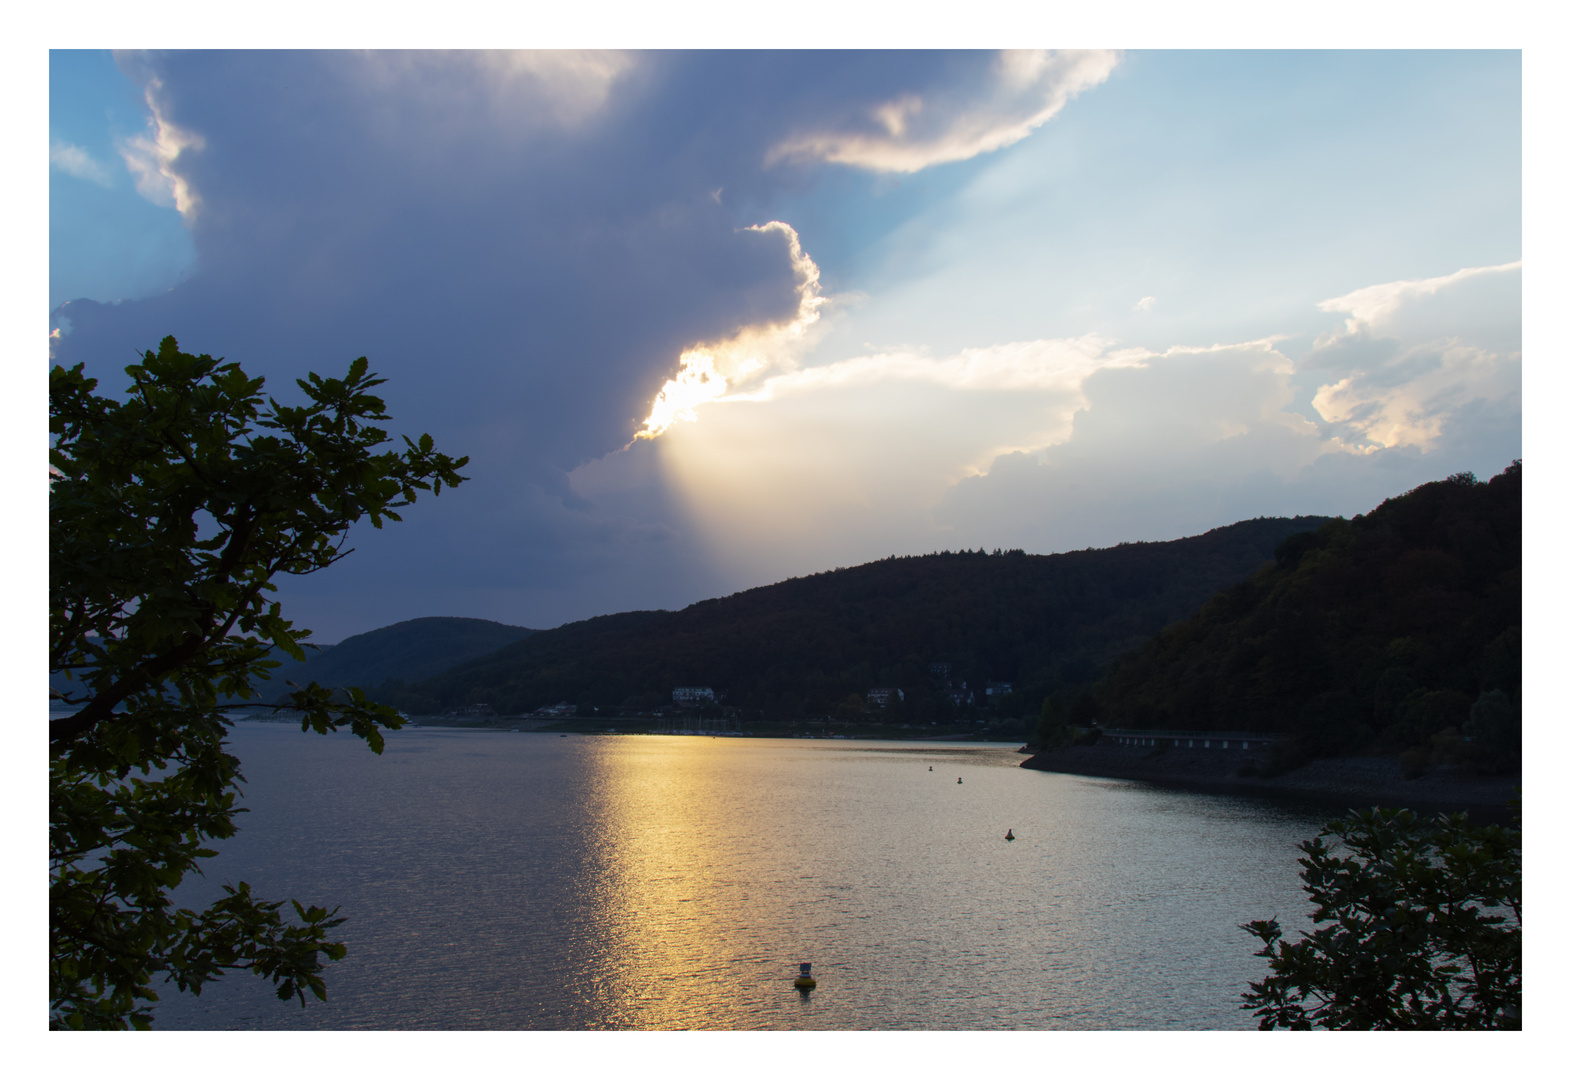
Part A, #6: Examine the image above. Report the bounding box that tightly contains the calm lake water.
[148,724,1333,1030]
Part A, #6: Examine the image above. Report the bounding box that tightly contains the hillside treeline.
[1087,462,1521,772]
[377,516,1331,721]
[252,616,535,700]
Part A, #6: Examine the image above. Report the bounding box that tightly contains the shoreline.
[383,714,1030,742]
[1019,742,1520,820]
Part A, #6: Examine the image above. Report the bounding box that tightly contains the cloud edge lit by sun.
[635,221,826,441]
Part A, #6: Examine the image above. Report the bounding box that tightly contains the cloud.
[49,52,1519,642]
[56,51,957,635]
[1316,261,1521,333]
[765,50,1119,173]
[635,282,1154,443]
[736,335,1147,400]
[350,49,635,133]
[444,50,633,126]
[612,292,1518,590]
[1305,261,1521,450]
[115,76,205,218]
[928,331,1518,558]
[50,141,114,186]
[56,52,809,472]
[619,337,1301,585]
[637,221,826,439]
[1133,296,1155,312]
[1309,341,1519,451]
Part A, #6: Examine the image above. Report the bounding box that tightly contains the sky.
[46,48,1524,643]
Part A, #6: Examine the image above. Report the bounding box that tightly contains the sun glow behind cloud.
[603,335,1169,582]
[583,249,1519,588]
[635,221,825,440]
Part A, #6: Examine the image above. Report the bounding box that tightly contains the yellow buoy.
[794,962,817,990]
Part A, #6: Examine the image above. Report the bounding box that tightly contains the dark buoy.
[957,777,963,784]
[1005,829,1015,841]
[794,962,816,990]
[928,765,933,771]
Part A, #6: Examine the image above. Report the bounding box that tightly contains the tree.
[50,336,468,1029]
[1034,694,1067,750]
[1241,806,1521,1029]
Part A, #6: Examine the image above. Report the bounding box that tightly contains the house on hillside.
[867,687,904,706]
[673,686,716,705]
[986,681,1013,697]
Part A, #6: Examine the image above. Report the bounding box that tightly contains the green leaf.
[50,336,466,1029]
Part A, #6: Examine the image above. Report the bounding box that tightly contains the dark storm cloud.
[58,53,790,472]
[49,50,1079,637]
[52,51,1064,471]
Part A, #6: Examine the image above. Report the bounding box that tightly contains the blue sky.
[49,50,196,310]
[47,49,1523,642]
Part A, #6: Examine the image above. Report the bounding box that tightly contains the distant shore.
[1019,741,1519,819]
[390,714,1031,742]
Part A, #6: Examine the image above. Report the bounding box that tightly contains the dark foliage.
[50,337,466,1028]
[1242,807,1520,1029]
[380,517,1331,718]
[1094,463,1521,765]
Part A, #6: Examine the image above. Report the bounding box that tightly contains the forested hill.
[253,617,536,701]
[380,516,1333,719]
[1091,463,1521,769]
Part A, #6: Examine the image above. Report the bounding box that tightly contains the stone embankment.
[1020,740,1519,818]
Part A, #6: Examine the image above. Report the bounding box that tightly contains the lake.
[149,723,1333,1030]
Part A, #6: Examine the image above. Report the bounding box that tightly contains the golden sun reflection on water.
[562,735,1117,1030]
[574,736,820,1028]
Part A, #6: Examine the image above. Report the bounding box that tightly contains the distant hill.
[381,516,1334,720]
[1091,463,1520,771]
[52,618,538,709]
[253,617,537,702]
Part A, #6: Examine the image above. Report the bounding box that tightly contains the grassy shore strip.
[1019,741,1519,818]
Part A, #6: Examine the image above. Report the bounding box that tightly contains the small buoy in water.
[957,777,963,784]
[928,765,933,771]
[1005,829,1015,841]
[794,962,817,990]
